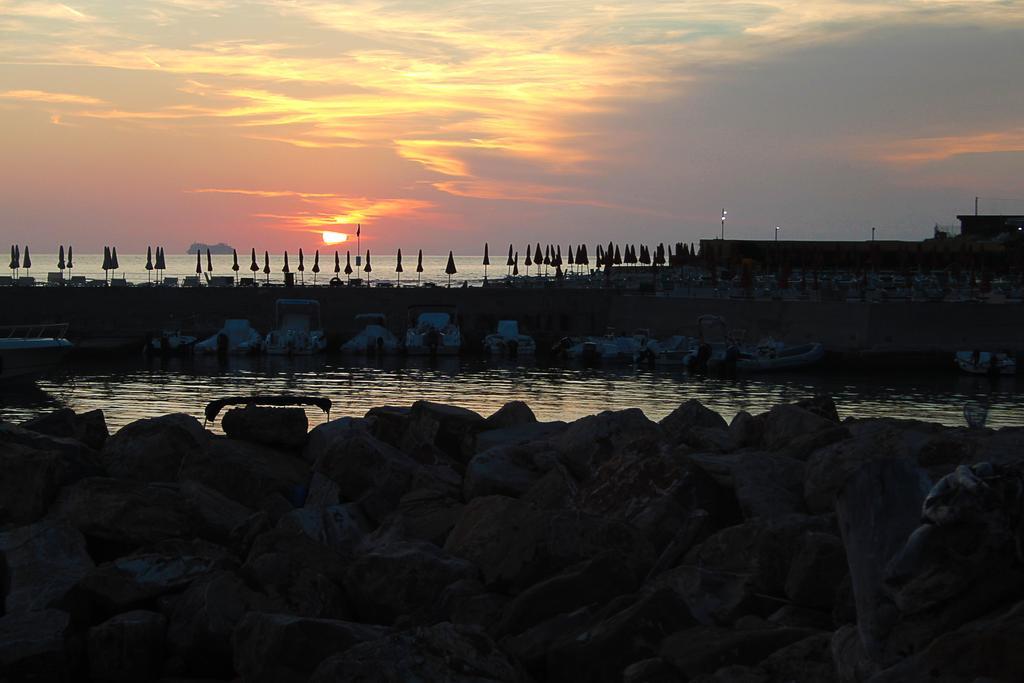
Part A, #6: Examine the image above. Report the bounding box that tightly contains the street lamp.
[721,209,727,239]
[871,226,876,242]
[775,225,780,242]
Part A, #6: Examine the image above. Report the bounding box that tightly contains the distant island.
[187,242,235,255]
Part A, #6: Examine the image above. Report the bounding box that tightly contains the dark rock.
[180,437,309,513]
[623,658,683,683]
[463,443,550,500]
[401,400,487,463]
[312,432,458,525]
[766,605,835,630]
[276,503,368,554]
[302,416,370,464]
[101,413,208,482]
[87,610,166,681]
[759,403,837,452]
[22,408,108,450]
[393,488,463,546]
[485,400,536,429]
[835,457,931,667]
[500,606,596,672]
[759,632,835,683]
[0,609,73,680]
[521,463,579,510]
[729,410,764,449]
[496,551,638,636]
[431,579,507,629]
[660,399,733,451]
[242,529,348,619]
[471,420,567,455]
[0,521,93,614]
[547,587,698,683]
[444,495,653,593]
[777,424,851,461]
[784,532,847,609]
[795,395,841,423]
[179,479,267,550]
[222,405,308,451]
[688,451,806,519]
[304,471,342,508]
[555,408,663,480]
[309,622,528,683]
[162,570,272,677]
[690,665,768,683]
[660,623,821,679]
[0,446,64,526]
[363,405,411,448]
[232,612,385,683]
[48,477,191,552]
[345,540,478,625]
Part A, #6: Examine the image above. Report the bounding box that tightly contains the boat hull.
[0,338,73,381]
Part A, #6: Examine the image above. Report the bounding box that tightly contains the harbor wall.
[2,285,1021,360]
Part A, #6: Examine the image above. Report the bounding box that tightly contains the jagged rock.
[501,606,596,673]
[463,443,550,500]
[835,457,931,668]
[759,403,838,452]
[547,586,698,682]
[241,529,349,619]
[22,408,108,450]
[0,609,73,680]
[660,623,821,679]
[759,632,835,683]
[521,462,579,510]
[232,613,386,683]
[691,666,767,683]
[179,479,267,549]
[688,451,806,519]
[430,579,507,629]
[0,420,100,462]
[766,605,834,630]
[495,551,639,636]
[79,542,234,615]
[795,395,841,422]
[101,413,208,482]
[729,411,764,449]
[0,521,93,614]
[555,408,664,479]
[162,570,273,677]
[222,405,308,451]
[444,495,653,593]
[344,540,478,624]
[868,599,1024,683]
[660,400,734,451]
[312,432,458,525]
[485,401,537,429]
[180,437,309,513]
[304,472,342,508]
[48,477,191,553]
[623,658,683,683]
[784,532,847,609]
[309,622,528,682]
[87,610,166,681]
[302,417,370,464]
[471,421,567,454]
[364,406,411,448]
[276,503,368,554]
[400,400,487,463]
[393,488,463,546]
[0,446,64,525]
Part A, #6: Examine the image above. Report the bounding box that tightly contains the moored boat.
[146,331,197,355]
[736,340,825,372]
[0,323,73,381]
[194,319,263,355]
[955,351,1016,376]
[405,306,461,356]
[483,320,536,357]
[341,313,401,355]
[263,299,328,356]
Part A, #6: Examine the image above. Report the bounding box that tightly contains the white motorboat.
[147,331,197,355]
[341,313,401,355]
[0,323,73,381]
[483,320,536,356]
[405,307,461,356]
[651,335,694,366]
[263,299,328,356]
[955,351,1016,376]
[736,340,825,372]
[194,319,263,355]
[564,328,657,363]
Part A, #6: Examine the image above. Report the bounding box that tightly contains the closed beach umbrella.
[482,243,490,281]
[344,251,352,281]
[614,245,622,265]
[298,248,305,285]
[195,249,202,275]
[534,244,542,271]
[58,245,66,275]
[445,250,457,287]
[145,246,153,283]
[363,250,371,286]
[334,251,340,274]
[312,250,320,284]
[102,246,111,283]
[23,246,31,276]
[205,248,212,273]
[555,245,562,268]
[513,251,519,276]
[505,244,513,277]
[154,247,162,272]
[282,251,290,274]
[110,247,119,282]
[263,251,270,284]
[396,248,403,284]
[416,249,423,284]
[67,245,74,271]
[14,245,21,277]
[249,248,258,274]
[8,245,16,274]
[231,249,239,284]
[567,244,575,274]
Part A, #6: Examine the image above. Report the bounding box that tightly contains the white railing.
[0,323,69,339]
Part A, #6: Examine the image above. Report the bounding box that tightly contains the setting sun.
[322,231,349,245]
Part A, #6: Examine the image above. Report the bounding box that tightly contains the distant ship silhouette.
[187,242,234,254]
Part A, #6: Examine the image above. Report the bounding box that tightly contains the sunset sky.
[1,0,1022,252]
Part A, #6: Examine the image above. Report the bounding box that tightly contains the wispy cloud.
[0,89,105,105]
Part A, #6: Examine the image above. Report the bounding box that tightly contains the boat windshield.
[417,312,451,328]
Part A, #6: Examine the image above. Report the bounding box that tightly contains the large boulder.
[47,477,192,554]
[180,437,310,513]
[0,446,65,526]
[784,532,847,609]
[0,521,93,614]
[179,479,267,549]
[344,540,479,625]
[660,622,821,680]
[660,399,733,451]
[312,432,458,525]
[555,409,664,479]
[688,451,806,519]
[276,503,369,554]
[22,408,108,450]
[87,610,166,681]
[392,488,464,546]
[222,405,309,451]
[309,622,528,683]
[101,413,208,482]
[400,400,487,464]
[0,609,74,680]
[485,400,537,429]
[232,612,386,683]
[470,420,567,455]
[759,632,836,683]
[463,443,552,500]
[302,416,370,464]
[444,495,653,593]
[758,403,838,453]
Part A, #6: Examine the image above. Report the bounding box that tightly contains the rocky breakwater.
[1,397,1023,681]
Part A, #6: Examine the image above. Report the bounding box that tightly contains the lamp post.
[871,226,876,242]
[721,209,727,239]
[775,225,780,242]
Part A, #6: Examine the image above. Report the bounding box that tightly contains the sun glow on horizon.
[322,230,349,245]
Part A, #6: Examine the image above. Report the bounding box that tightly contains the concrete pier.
[2,285,1021,363]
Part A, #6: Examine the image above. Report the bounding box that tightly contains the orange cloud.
[0,89,105,105]
[874,128,1024,164]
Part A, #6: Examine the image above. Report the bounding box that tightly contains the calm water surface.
[1,356,1020,432]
